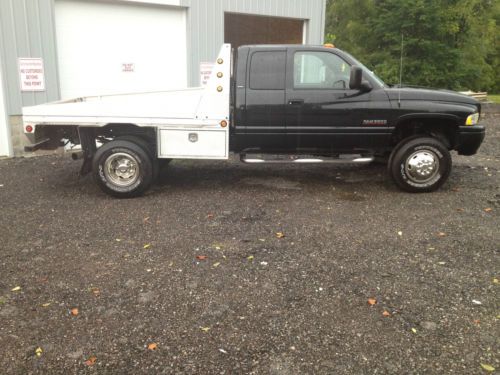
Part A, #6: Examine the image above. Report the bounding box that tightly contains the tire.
[389,137,451,193]
[92,139,154,198]
[116,135,159,180]
[387,134,426,173]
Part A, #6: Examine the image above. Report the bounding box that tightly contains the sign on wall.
[18,58,45,91]
[200,62,214,86]
[122,63,135,73]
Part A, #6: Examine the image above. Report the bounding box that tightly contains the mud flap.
[78,128,97,176]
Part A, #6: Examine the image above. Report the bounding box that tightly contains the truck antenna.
[398,33,404,108]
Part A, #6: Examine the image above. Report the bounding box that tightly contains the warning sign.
[122,63,135,72]
[19,58,45,91]
[200,62,214,86]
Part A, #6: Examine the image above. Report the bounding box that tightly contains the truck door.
[241,49,287,152]
[285,49,374,152]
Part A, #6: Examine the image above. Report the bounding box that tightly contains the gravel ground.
[0,109,498,374]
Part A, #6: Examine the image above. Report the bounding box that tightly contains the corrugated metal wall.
[0,0,326,115]
[0,0,59,116]
[181,0,326,85]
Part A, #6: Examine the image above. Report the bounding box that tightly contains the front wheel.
[92,140,154,198]
[389,137,452,193]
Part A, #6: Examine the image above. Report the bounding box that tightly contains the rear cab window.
[249,51,286,90]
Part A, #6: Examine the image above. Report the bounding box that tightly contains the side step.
[240,154,374,164]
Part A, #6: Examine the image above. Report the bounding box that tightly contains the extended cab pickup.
[22,44,485,197]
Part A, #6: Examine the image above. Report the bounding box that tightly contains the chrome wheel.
[104,152,140,187]
[404,150,439,183]
[390,137,451,193]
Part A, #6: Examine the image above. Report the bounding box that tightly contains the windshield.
[342,51,387,87]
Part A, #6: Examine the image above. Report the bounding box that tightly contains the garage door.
[55,0,187,99]
[225,13,304,50]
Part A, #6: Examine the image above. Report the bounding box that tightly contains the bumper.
[456,125,485,156]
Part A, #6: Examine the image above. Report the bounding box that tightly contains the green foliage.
[325,0,499,91]
[488,95,500,103]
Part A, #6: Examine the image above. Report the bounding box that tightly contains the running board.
[240,154,374,164]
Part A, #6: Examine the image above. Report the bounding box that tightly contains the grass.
[488,94,500,103]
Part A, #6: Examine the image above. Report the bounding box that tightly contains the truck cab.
[231,45,483,158]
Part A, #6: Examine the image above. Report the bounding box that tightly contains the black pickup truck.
[23,44,485,197]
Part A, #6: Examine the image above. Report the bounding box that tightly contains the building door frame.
[0,63,12,157]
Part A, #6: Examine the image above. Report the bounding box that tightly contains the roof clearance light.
[324,43,335,48]
[220,120,228,128]
[25,125,33,133]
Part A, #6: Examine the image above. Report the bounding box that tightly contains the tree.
[325,0,499,92]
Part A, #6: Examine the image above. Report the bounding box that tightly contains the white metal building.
[0,0,326,157]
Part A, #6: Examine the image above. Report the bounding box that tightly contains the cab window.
[249,51,286,90]
[294,51,350,89]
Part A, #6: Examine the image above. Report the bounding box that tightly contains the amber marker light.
[220,120,228,128]
[324,43,335,48]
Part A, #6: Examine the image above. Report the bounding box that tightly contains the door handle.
[288,99,304,105]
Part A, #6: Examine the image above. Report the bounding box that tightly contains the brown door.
[224,13,304,50]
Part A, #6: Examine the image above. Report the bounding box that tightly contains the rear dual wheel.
[92,139,154,198]
[116,136,172,178]
[389,137,452,192]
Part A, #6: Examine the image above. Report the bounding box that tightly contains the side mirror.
[360,80,372,92]
[349,66,363,90]
[349,66,373,92]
